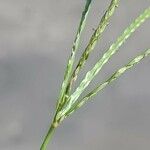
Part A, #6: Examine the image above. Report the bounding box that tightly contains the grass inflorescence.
[40,1,150,149]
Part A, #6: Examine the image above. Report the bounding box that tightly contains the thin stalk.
[40,123,56,150]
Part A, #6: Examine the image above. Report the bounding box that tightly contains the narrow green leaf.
[58,7,150,118]
[66,0,120,94]
[66,48,150,117]
[56,0,93,110]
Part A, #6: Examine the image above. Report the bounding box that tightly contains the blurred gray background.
[0,0,150,150]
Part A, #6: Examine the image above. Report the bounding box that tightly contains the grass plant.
[40,1,150,149]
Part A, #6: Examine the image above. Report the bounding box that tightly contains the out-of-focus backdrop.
[0,0,150,150]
